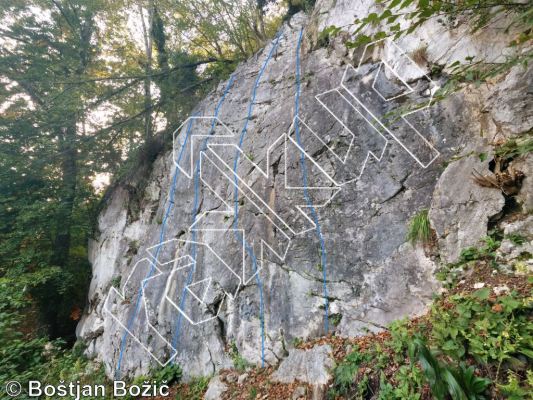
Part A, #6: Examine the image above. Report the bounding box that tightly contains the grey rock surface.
[76,0,531,380]
[237,373,249,385]
[498,216,533,274]
[203,375,227,400]
[515,155,533,213]
[429,155,505,263]
[271,345,334,385]
[292,386,307,400]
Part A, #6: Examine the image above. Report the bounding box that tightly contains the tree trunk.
[139,2,153,141]
[51,9,94,268]
[51,121,77,267]
[151,5,176,129]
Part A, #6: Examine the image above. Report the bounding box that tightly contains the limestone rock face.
[203,375,228,400]
[76,0,531,379]
[271,345,334,385]
[429,155,506,263]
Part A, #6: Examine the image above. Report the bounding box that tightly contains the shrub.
[184,376,210,400]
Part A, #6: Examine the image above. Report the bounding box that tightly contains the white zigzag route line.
[195,149,302,283]
[205,131,341,232]
[161,238,242,326]
[186,277,211,304]
[190,211,291,285]
[141,115,342,330]
[103,257,185,366]
[357,38,440,111]
[146,234,243,325]
[340,66,440,169]
[309,92,390,185]
[372,61,415,102]
[352,37,441,168]
[172,116,234,179]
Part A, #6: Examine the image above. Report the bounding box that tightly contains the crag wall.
[77,0,532,379]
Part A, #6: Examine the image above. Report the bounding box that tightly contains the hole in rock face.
[488,156,511,173]
[488,158,496,172]
[216,313,227,346]
[501,195,522,218]
[488,195,523,231]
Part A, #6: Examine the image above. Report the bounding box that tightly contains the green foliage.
[354,0,532,42]
[329,346,372,396]
[495,137,533,159]
[355,373,370,398]
[292,337,304,347]
[184,376,210,400]
[387,319,411,360]
[230,342,251,372]
[248,386,258,399]
[330,337,424,399]
[409,337,491,400]
[126,374,151,400]
[0,0,286,354]
[378,373,396,399]
[430,289,532,366]
[0,310,50,386]
[407,209,431,245]
[111,276,121,289]
[436,234,504,283]
[0,317,109,400]
[329,238,531,399]
[507,233,527,246]
[343,0,533,99]
[330,313,342,327]
[317,25,341,48]
[285,0,317,18]
[497,371,532,399]
[126,365,182,400]
[171,0,283,61]
[391,364,424,400]
[152,363,183,385]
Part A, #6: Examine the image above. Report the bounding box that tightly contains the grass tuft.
[407,209,431,245]
[495,136,533,159]
[410,45,429,66]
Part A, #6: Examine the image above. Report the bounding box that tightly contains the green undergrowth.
[230,341,252,372]
[328,237,532,399]
[0,335,110,400]
[0,324,186,400]
[125,364,183,400]
[436,234,502,284]
[174,376,210,400]
[329,287,532,399]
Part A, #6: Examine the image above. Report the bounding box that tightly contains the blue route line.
[232,31,283,368]
[115,113,198,378]
[115,29,291,376]
[293,28,330,334]
[171,75,235,351]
